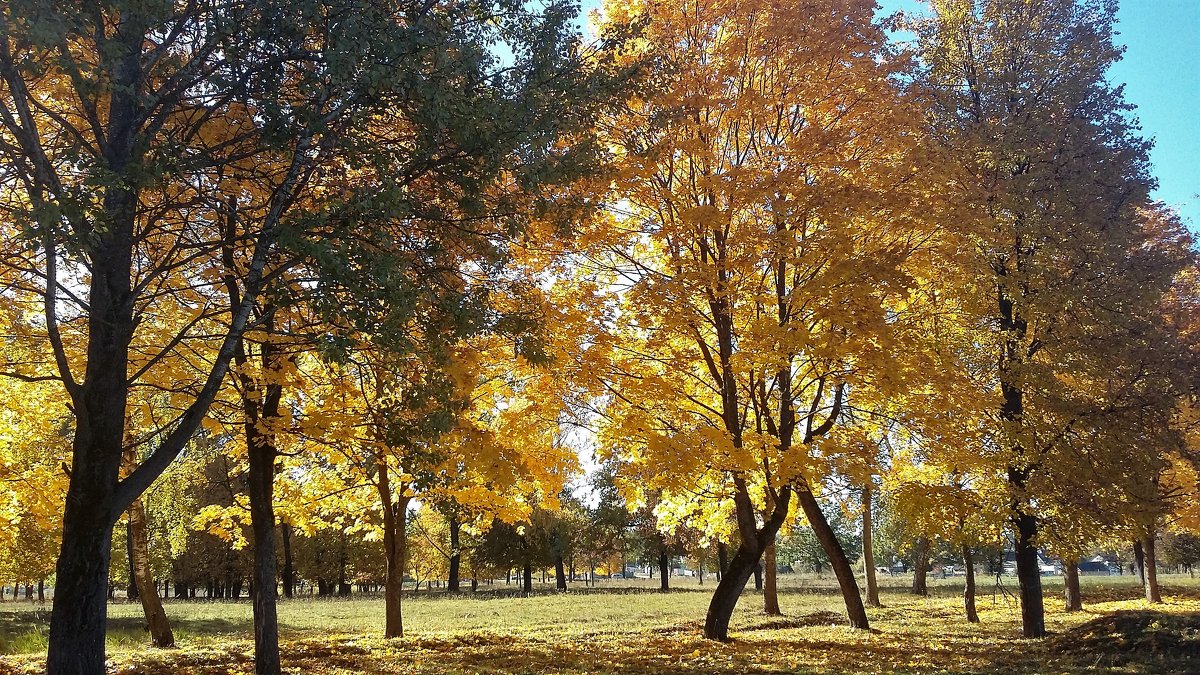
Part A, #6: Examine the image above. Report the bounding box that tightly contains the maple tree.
[0,0,1196,671]
[914,0,1197,638]
[591,0,959,641]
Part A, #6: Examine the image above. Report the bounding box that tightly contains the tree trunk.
[1013,510,1046,637]
[861,485,881,608]
[703,484,797,640]
[38,579,45,603]
[46,126,143,674]
[963,544,979,623]
[717,542,728,581]
[522,562,533,595]
[1133,540,1146,585]
[280,522,294,599]
[126,518,139,602]
[911,536,929,596]
[1064,560,1082,612]
[796,487,869,630]
[129,496,174,647]
[379,460,408,639]
[1143,534,1161,603]
[47,493,117,675]
[763,537,781,615]
[240,334,284,675]
[659,548,669,591]
[448,515,461,592]
[753,562,763,590]
[555,556,567,591]
[337,533,351,597]
[704,540,762,641]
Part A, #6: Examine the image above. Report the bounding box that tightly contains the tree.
[0,1,395,669]
[595,0,949,640]
[915,0,1194,637]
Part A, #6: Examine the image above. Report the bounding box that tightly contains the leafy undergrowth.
[2,577,1198,673]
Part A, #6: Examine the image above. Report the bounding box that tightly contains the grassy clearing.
[1,574,1198,673]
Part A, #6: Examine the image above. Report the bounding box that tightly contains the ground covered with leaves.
[2,576,1198,674]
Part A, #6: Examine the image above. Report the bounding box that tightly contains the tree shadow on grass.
[106,615,250,636]
[1036,610,1200,674]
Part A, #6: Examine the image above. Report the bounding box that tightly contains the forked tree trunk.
[763,538,781,615]
[911,536,929,596]
[963,544,979,623]
[1143,535,1161,603]
[704,540,766,640]
[379,460,409,639]
[861,485,881,608]
[704,483,795,641]
[795,487,869,630]
[1064,560,1082,612]
[129,496,174,647]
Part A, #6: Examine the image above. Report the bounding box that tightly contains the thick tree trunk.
[555,556,567,591]
[46,117,143,673]
[448,515,461,592]
[704,540,762,641]
[280,523,294,599]
[1064,560,1082,612]
[1013,510,1046,637]
[522,562,533,595]
[48,493,118,675]
[763,538,781,615]
[911,536,929,596]
[862,485,880,608]
[963,545,979,623]
[796,487,869,630]
[129,496,174,647]
[1143,535,1161,603]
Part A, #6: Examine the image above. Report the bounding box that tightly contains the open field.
[1,574,1198,673]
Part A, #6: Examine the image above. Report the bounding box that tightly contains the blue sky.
[578,0,1198,229]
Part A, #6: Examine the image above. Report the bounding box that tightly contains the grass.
[1,574,1198,673]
